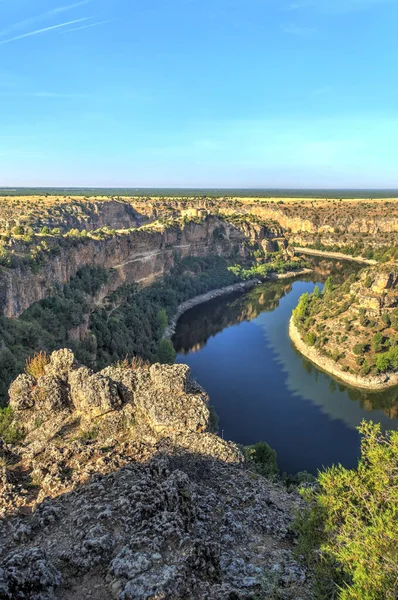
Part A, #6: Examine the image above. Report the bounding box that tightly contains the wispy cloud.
[62,19,117,33]
[0,1,92,38]
[0,18,90,45]
[288,0,393,13]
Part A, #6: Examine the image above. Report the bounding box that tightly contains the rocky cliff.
[0,199,146,234]
[0,216,281,319]
[0,351,310,600]
[290,264,398,388]
[240,200,398,252]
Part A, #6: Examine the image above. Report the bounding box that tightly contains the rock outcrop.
[0,351,311,599]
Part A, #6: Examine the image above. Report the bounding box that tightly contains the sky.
[0,0,397,188]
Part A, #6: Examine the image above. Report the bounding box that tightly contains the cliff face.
[1,351,310,600]
[40,199,147,232]
[248,203,398,235]
[290,264,398,387]
[355,268,398,317]
[0,199,147,233]
[0,217,277,319]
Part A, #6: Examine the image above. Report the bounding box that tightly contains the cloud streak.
[0,1,92,38]
[0,18,90,45]
[62,19,117,33]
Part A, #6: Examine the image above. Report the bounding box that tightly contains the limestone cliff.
[240,200,398,252]
[0,216,281,319]
[0,351,310,600]
[290,264,398,388]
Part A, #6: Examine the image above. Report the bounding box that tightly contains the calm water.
[173,263,398,474]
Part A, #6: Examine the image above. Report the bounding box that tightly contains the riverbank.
[164,268,313,340]
[294,247,377,265]
[163,280,261,339]
[289,317,398,391]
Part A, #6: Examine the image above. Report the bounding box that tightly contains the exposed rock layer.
[0,217,283,319]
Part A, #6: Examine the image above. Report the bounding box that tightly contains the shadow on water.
[172,258,398,475]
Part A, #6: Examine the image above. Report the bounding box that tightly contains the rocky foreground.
[0,351,310,599]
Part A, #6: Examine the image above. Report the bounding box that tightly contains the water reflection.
[173,258,398,474]
[174,280,295,355]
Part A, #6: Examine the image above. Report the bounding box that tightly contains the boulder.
[8,374,35,411]
[69,367,122,415]
[134,364,210,435]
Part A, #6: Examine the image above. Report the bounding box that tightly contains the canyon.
[0,216,283,319]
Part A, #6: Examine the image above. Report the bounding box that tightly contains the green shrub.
[0,407,24,444]
[373,332,384,352]
[295,422,398,600]
[157,339,176,364]
[245,441,278,478]
[304,331,317,346]
[352,343,367,356]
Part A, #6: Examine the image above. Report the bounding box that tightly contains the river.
[172,259,398,474]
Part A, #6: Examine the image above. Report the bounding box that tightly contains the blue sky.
[0,0,397,188]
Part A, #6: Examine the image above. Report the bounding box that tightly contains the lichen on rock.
[0,350,311,599]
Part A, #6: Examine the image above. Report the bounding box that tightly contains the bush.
[352,343,367,356]
[304,331,317,346]
[373,332,384,353]
[295,422,398,600]
[245,441,278,478]
[25,351,49,379]
[0,407,24,444]
[157,339,176,364]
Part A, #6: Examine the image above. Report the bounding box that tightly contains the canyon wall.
[0,217,280,319]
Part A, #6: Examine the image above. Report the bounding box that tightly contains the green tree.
[296,422,398,600]
[246,441,278,478]
[373,332,384,352]
[376,353,390,372]
[157,339,176,364]
[313,285,321,298]
[156,308,168,333]
[324,276,333,293]
[353,343,367,356]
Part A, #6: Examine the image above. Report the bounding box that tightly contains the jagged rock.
[134,364,210,435]
[100,367,138,404]
[0,547,62,599]
[69,367,123,415]
[31,376,70,412]
[9,374,35,410]
[44,349,77,382]
[0,350,311,599]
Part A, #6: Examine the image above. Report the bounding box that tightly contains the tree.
[157,339,176,364]
[324,276,333,293]
[156,308,168,333]
[296,422,398,600]
[246,441,278,478]
[376,353,390,372]
[373,332,384,352]
[40,226,50,235]
[353,343,367,356]
[313,285,321,298]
